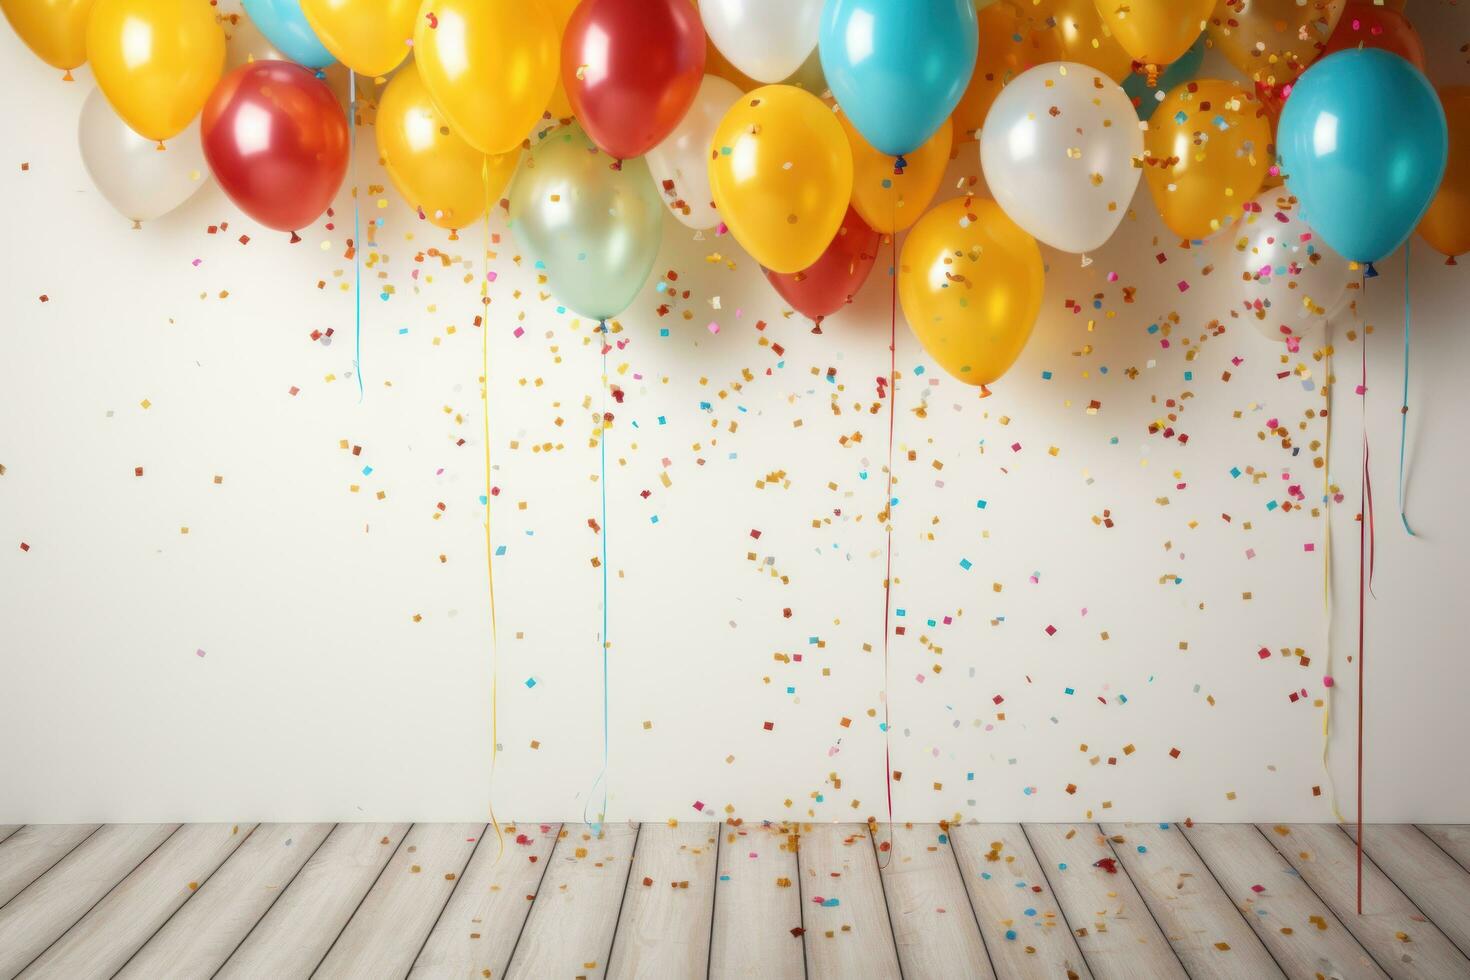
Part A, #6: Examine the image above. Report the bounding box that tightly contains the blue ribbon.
[1398,241,1415,536]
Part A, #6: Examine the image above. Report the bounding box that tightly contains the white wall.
[2,5,1467,824]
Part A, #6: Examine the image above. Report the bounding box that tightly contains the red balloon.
[561,0,705,160]
[201,61,349,234]
[1321,3,1426,70]
[763,207,881,325]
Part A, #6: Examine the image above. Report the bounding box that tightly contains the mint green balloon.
[507,124,665,322]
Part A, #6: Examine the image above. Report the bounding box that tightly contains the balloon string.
[1320,324,1344,823]
[1356,272,1377,916]
[480,158,503,862]
[584,319,611,833]
[1397,240,1416,536]
[876,231,896,869]
[349,72,363,403]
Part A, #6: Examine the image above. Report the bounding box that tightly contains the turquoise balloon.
[508,124,665,322]
[1123,34,1204,121]
[1277,49,1447,264]
[819,0,978,157]
[241,0,334,69]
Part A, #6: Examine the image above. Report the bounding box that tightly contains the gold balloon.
[86,0,224,143]
[953,2,1063,142]
[300,0,415,78]
[841,110,950,234]
[1,0,96,74]
[1419,87,1470,263]
[1143,78,1271,240]
[543,0,579,119]
[413,0,559,156]
[377,60,519,232]
[1207,0,1342,101]
[709,84,854,275]
[898,195,1044,389]
[1020,0,1133,82]
[1094,0,1211,72]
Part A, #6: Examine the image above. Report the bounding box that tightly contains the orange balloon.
[0,0,96,74]
[840,110,951,234]
[1094,0,1212,71]
[952,2,1063,142]
[543,0,579,118]
[1143,78,1272,240]
[1021,0,1133,82]
[1207,0,1343,106]
[898,195,1044,388]
[86,0,225,143]
[1419,87,1470,263]
[299,0,416,78]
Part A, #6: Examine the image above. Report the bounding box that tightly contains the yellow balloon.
[1,0,96,74]
[1143,78,1271,240]
[709,84,854,275]
[300,0,415,78]
[899,195,1044,388]
[377,60,519,232]
[1093,0,1211,71]
[1207,0,1342,99]
[840,109,950,234]
[413,0,559,156]
[953,2,1063,141]
[543,0,579,119]
[86,0,224,142]
[1021,0,1133,83]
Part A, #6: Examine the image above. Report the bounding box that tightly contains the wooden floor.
[0,823,1468,979]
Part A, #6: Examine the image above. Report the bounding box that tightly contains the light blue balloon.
[1277,48,1447,264]
[1123,34,1204,121]
[242,0,335,69]
[819,0,978,158]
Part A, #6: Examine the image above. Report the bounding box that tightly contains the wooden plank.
[1261,823,1470,979]
[116,823,334,979]
[797,823,902,980]
[607,822,718,979]
[20,822,254,978]
[409,822,561,980]
[1344,825,1470,959]
[1418,825,1470,876]
[0,825,101,907]
[0,827,20,846]
[949,824,1092,980]
[315,823,482,979]
[506,822,639,980]
[1182,823,1386,980]
[215,822,409,980]
[0,824,177,977]
[1022,823,1187,979]
[708,822,804,980]
[878,823,994,980]
[1100,823,1283,979]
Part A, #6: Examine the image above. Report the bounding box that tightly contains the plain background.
[2,1,1467,823]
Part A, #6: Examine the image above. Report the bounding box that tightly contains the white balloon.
[645,74,743,230]
[78,87,209,225]
[979,62,1142,255]
[702,0,822,83]
[1224,189,1354,348]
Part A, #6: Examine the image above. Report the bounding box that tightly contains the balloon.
[703,29,828,95]
[951,1,1063,142]
[0,0,95,75]
[1027,0,1133,82]
[842,111,950,235]
[1207,0,1342,110]
[1092,0,1211,72]
[763,206,880,324]
[1142,78,1272,240]
[561,0,705,160]
[377,61,519,232]
[1419,87,1470,263]
[819,0,979,157]
[86,0,225,143]
[78,86,209,223]
[702,0,822,83]
[898,195,1044,388]
[1320,2,1424,71]
[241,0,333,68]
[1278,49,1446,262]
[1122,33,1204,120]
[707,84,854,274]
[543,0,580,119]
[1223,189,1353,348]
[645,74,743,230]
[507,124,665,321]
[223,10,351,108]
[413,0,559,156]
[299,0,414,77]
[981,62,1142,254]
[201,61,349,233]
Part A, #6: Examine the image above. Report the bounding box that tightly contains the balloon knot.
[448,229,459,241]
[62,69,74,82]
[611,159,623,172]
[1448,255,1459,266]
[894,154,908,174]
[132,220,142,231]
[979,384,993,399]
[1365,261,1379,279]
[1145,63,1160,88]
[155,141,166,152]
[289,231,302,244]
[811,316,824,335]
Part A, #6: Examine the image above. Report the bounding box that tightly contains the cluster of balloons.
[2,0,1467,388]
